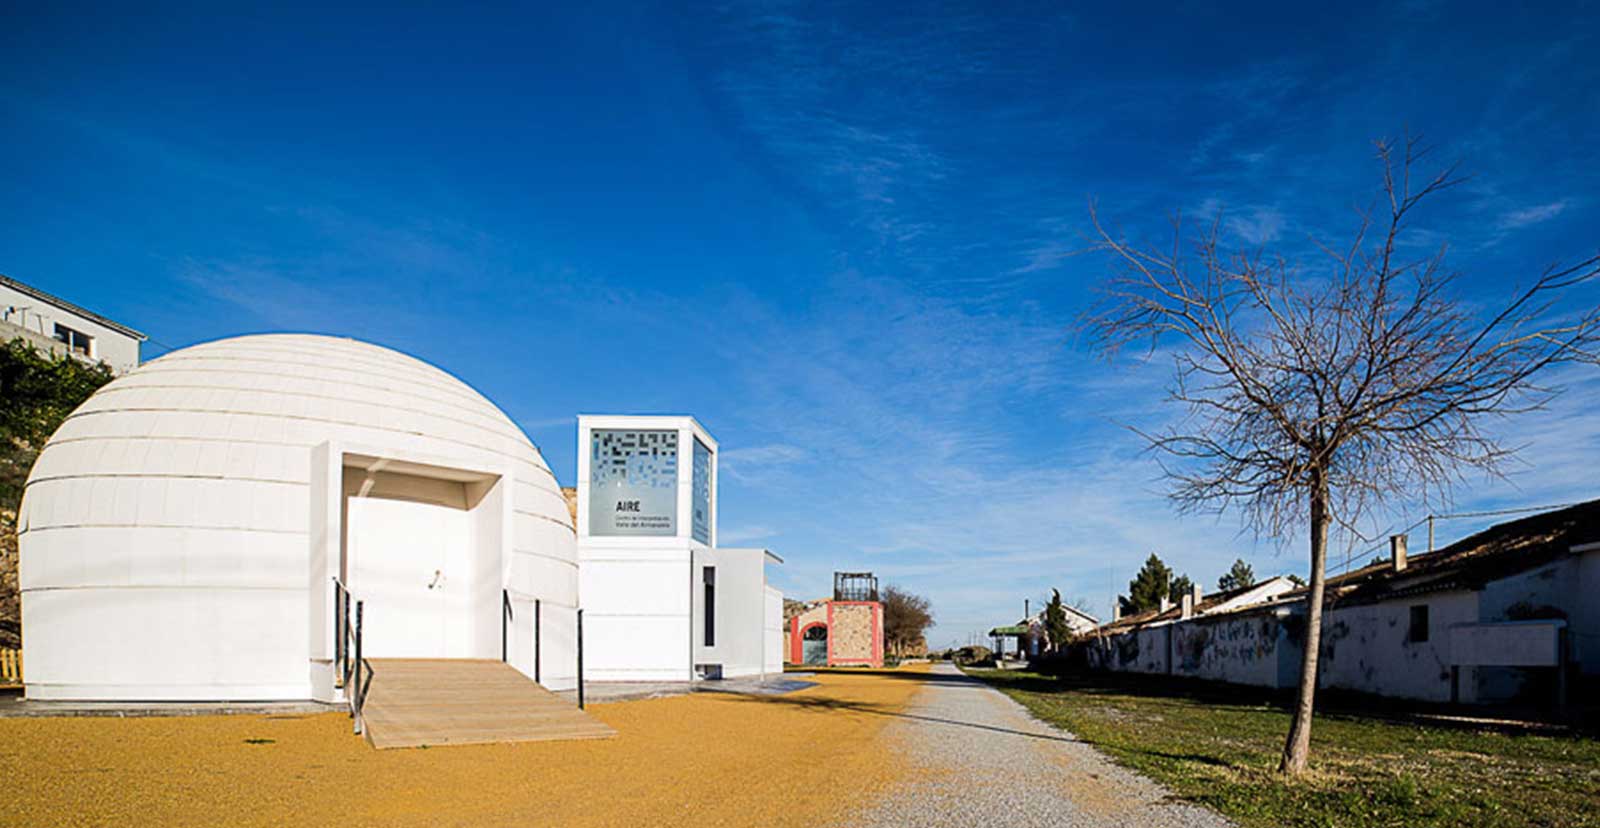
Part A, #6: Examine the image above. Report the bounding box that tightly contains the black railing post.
[353,599,364,735]
[577,608,585,710]
[343,589,351,683]
[534,599,542,683]
[332,578,340,675]
[501,589,510,663]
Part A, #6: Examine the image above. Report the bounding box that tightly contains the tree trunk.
[1279,473,1330,775]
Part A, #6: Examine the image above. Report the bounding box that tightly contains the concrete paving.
[0,690,339,719]
[850,663,1231,828]
[0,672,817,717]
[561,673,818,703]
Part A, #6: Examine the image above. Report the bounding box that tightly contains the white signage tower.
[577,415,783,682]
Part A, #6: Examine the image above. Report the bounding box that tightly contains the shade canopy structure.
[18,334,578,701]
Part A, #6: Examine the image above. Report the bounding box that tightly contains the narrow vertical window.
[703,566,716,647]
[1407,605,1429,643]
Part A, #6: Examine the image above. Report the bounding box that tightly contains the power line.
[143,336,184,358]
[1332,515,1429,575]
[1427,502,1584,522]
[1329,500,1584,575]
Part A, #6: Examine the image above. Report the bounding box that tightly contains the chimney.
[1180,592,1195,620]
[1112,598,1123,622]
[1159,596,1172,614]
[1391,534,1408,572]
[1192,582,1204,606]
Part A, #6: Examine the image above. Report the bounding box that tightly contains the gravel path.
[849,664,1232,828]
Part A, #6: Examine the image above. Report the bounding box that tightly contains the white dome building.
[18,334,577,701]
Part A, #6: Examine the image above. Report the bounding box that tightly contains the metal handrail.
[332,577,371,735]
[333,577,350,685]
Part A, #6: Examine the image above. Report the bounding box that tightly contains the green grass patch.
[968,668,1600,828]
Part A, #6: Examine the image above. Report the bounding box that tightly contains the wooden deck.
[359,659,615,750]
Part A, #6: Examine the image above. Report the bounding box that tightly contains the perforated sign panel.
[691,437,712,544]
[589,429,679,536]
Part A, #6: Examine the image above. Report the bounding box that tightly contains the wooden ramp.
[360,659,614,749]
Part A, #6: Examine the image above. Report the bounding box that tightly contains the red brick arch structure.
[787,600,882,667]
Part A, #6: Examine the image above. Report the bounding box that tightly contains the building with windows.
[1,274,145,374]
[576,415,784,682]
[991,603,1100,659]
[1088,500,1600,707]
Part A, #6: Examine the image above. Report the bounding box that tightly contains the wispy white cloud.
[517,416,578,432]
[1495,199,1570,230]
[1011,240,1077,274]
[1226,206,1286,245]
[720,525,780,544]
[720,443,807,482]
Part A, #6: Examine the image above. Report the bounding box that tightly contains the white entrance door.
[347,497,473,658]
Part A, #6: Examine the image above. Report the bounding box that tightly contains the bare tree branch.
[1077,136,1599,774]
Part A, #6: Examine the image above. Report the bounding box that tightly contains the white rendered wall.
[1170,611,1295,688]
[692,547,767,679]
[575,416,715,682]
[1089,624,1172,674]
[578,547,693,682]
[19,334,576,700]
[1317,592,1478,702]
[763,585,784,675]
[0,280,142,374]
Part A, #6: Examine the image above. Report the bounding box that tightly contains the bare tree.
[880,585,934,658]
[1081,137,1600,775]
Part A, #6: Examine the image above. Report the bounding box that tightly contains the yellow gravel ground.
[0,667,928,828]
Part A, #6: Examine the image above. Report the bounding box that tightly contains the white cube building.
[18,334,579,701]
[577,415,784,681]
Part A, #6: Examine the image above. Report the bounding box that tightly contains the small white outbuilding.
[18,334,578,701]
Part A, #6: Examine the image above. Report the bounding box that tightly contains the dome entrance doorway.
[340,454,508,662]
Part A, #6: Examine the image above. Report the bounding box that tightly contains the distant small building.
[1006,604,1101,657]
[786,572,883,667]
[1,274,145,374]
[1089,499,1600,707]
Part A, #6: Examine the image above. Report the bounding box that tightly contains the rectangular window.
[1408,605,1429,643]
[702,566,716,647]
[53,323,92,357]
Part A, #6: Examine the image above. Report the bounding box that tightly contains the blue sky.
[4,2,1598,647]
